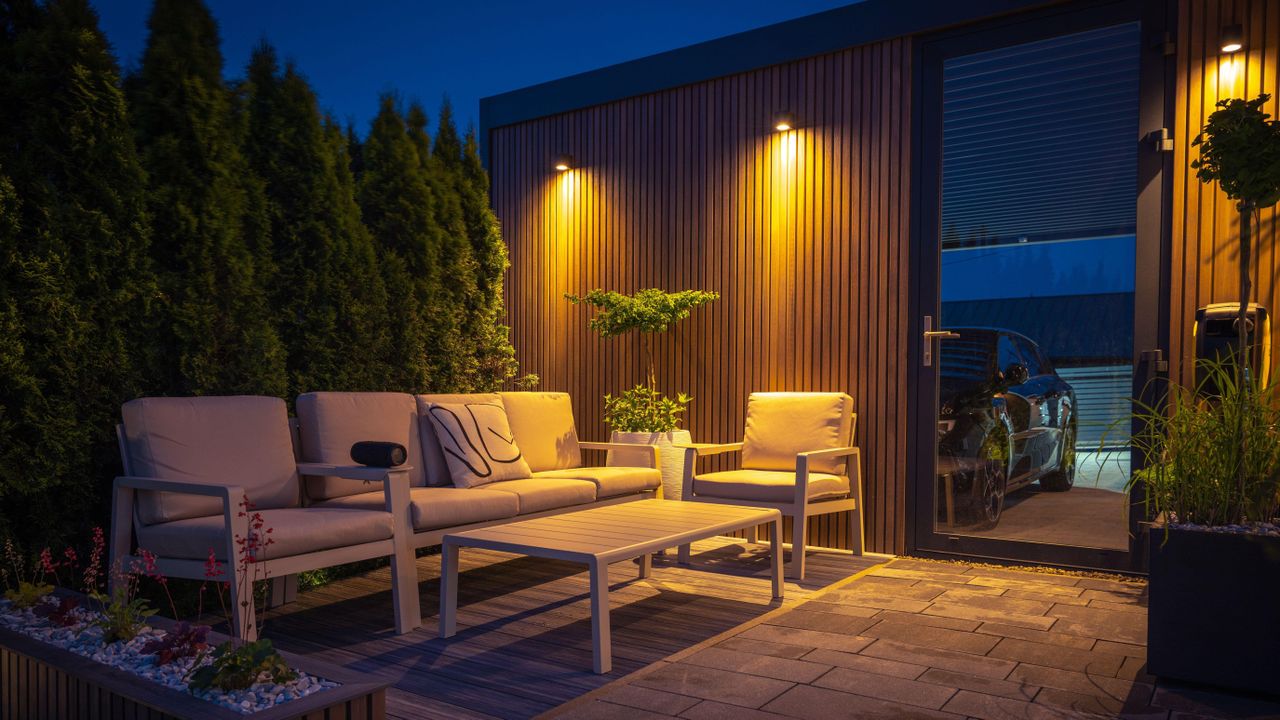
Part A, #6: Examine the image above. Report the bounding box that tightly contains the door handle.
[922,316,959,367]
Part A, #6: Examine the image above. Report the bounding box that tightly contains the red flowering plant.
[2,537,54,609]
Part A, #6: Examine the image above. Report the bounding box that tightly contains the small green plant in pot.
[566,288,719,498]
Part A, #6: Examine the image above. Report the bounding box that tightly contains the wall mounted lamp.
[773,112,796,132]
[1221,23,1244,54]
[553,154,574,172]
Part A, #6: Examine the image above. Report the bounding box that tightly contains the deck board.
[254,536,881,719]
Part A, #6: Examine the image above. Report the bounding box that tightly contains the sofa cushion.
[121,396,300,525]
[424,400,532,487]
[315,486,520,531]
[498,392,582,472]
[741,392,854,474]
[135,507,392,561]
[485,478,597,514]
[694,470,850,503]
[296,392,424,500]
[416,393,501,485]
[533,467,659,499]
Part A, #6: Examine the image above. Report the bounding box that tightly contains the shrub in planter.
[1127,360,1280,695]
[566,288,719,499]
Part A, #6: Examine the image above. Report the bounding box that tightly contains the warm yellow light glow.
[773,112,795,133]
[1220,24,1244,54]
[1222,41,1243,53]
[1218,55,1242,93]
[775,121,792,132]
[553,154,574,172]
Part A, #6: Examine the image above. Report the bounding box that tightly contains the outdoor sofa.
[109,392,659,639]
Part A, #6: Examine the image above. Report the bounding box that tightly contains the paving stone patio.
[547,558,1280,720]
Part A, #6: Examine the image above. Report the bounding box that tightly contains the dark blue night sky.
[92,0,854,135]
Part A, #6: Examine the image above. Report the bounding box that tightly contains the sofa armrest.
[578,441,661,470]
[110,477,247,585]
[114,475,243,499]
[295,463,414,482]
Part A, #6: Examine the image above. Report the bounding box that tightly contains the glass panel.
[934,23,1139,550]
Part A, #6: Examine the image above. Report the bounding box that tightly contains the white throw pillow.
[425,401,532,487]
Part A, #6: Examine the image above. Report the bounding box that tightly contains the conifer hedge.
[0,0,520,548]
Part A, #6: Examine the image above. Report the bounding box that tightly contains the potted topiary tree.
[566,288,718,499]
[1131,93,1280,696]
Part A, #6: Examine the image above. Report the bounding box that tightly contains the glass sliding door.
[913,1,1166,570]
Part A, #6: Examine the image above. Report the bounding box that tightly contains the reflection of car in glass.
[936,328,1076,529]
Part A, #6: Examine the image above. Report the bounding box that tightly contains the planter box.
[607,430,693,500]
[0,609,388,720]
[1148,526,1280,696]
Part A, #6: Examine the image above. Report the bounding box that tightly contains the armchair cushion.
[121,396,300,525]
[498,392,583,472]
[416,393,501,485]
[315,486,520,531]
[135,507,392,561]
[423,400,532,487]
[741,392,854,474]
[296,392,424,500]
[694,470,850,503]
[533,467,659,498]
[485,478,596,514]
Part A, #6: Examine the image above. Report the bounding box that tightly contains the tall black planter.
[1147,527,1280,696]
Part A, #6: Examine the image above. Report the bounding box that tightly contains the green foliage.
[1121,360,1280,529]
[565,288,720,338]
[188,639,296,692]
[604,385,691,433]
[1193,94,1280,209]
[91,584,156,644]
[4,581,53,609]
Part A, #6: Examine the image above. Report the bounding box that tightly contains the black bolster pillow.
[350,441,407,468]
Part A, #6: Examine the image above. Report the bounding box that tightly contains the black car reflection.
[936,328,1076,529]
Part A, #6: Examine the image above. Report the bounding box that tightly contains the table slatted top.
[443,499,781,564]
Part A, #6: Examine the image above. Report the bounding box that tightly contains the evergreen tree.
[0,0,155,545]
[127,0,286,397]
[243,43,393,395]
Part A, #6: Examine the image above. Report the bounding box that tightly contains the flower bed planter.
[0,608,389,719]
[1148,526,1280,697]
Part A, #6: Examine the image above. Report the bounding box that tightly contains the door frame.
[905,0,1173,572]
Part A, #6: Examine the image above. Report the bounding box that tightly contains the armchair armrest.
[679,442,745,500]
[797,446,859,461]
[114,475,243,499]
[295,463,413,482]
[579,441,661,471]
[793,447,861,507]
[110,476,247,586]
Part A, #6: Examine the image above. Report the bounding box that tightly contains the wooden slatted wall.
[490,39,912,554]
[1171,0,1280,383]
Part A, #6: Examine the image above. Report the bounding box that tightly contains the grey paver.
[1047,603,1147,644]
[988,637,1125,676]
[874,608,982,632]
[923,602,1058,631]
[862,618,1002,655]
[861,638,1017,679]
[634,663,794,708]
[975,621,1097,650]
[812,666,959,709]
[763,608,878,635]
[715,636,815,660]
[918,667,1039,701]
[801,647,927,679]
[683,646,832,684]
[555,700,674,720]
[679,699,795,720]
[941,688,1073,720]
[1009,662,1155,703]
[764,683,964,720]
[738,623,875,654]
[601,684,701,715]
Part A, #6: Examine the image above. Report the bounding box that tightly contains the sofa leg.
[744,524,758,544]
[849,508,865,556]
[390,546,422,634]
[677,543,692,565]
[789,515,806,580]
[267,574,297,609]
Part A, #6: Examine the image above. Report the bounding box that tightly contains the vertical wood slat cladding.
[491,39,911,554]
[1170,0,1280,383]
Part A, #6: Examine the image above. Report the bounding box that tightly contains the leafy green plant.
[566,288,718,432]
[91,582,156,644]
[188,639,296,691]
[4,581,54,609]
[1121,359,1280,530]
[603,386,692,433]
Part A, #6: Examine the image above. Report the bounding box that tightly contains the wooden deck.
[257,536,882,719]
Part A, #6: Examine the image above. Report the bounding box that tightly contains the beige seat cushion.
[315,486,520,531]
[486,478,597,514]
[741,392,854,475]
[423,400,532,487]
[296,392,424,500]
[694,470,850,503]
[533,467,659,499]
[498,392,582,472]
[416,393,501,485]
[135,507,392,561]
[121,396,300,525]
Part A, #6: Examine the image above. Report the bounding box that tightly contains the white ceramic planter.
[606,429,693,500]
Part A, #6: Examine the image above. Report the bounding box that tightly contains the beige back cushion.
[296,392,424,500]
[741,392,854,474]
[121,396,300,525]
[498,392,582,472]
[423,400,532,487]
[415,393,501,485]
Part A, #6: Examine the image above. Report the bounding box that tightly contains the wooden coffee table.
[438,498,784,673]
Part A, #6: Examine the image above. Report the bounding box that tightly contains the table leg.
[439,542,460,639]
[589,558,612,674]
[638,553,652,579]
[770,517,784,600]
[677,543,691,565]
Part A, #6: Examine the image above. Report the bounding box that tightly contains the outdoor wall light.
[553,154,574,172]
[773,112,796,132]
[1221,23,1244,53]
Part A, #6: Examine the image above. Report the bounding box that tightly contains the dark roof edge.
[480,0,1059,134]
